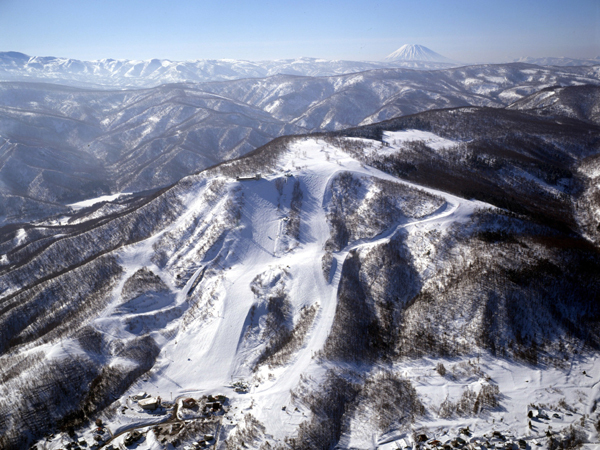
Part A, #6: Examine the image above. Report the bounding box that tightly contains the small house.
[182,398,198,409]
[236,173,262,181]
[205,401,221,412]
[124,430,142,445]
[527,407,549,420]
[139,396,160,410]
[377,439,404,450]
[132,392,147,401]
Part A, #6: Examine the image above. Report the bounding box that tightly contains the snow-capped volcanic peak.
[385,44,452,62]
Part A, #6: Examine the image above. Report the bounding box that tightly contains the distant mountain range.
[0,51,460,89]
[2,49,598,90]
[514,55,600,66]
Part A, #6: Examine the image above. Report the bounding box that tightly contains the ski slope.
[124,136,479,441]
[35,134,600,449]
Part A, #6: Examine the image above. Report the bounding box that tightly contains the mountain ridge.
[514,55,600,66]
[1,63,599,227]
[0,51,461,89]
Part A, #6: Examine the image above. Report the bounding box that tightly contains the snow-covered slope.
[384,44,455,63]
[1,103,600,448]
[507,84,600,125]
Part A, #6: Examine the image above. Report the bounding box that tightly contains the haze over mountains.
[2,45,596,92]
[0,48,461,89]
[514,55,600,67]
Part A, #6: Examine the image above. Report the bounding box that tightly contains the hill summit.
[384,44,453,62]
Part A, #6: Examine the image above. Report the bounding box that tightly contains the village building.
[139,396,161,410]
[236,173,262,181]
[132,392,148,401]
[181,397,198,409]
[124,430,142,446]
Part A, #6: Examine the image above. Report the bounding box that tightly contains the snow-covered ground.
[381,130,460,154]
[68,193,131,211]
[33,134,600,449]
[347,354,600,449]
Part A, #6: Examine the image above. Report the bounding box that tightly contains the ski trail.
[250,165,470,436]
[112,138,489,442]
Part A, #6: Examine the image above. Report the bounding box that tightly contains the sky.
[0,0,598,63]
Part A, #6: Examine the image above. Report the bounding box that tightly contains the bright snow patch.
[68,192,130,210]
[381,130,460,154]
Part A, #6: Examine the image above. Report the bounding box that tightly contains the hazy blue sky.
[1,0,598,62]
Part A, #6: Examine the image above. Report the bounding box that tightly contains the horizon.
[2,44,599,65]
[0,0,598,64]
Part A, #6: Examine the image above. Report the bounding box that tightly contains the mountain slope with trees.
[1,103,599,449]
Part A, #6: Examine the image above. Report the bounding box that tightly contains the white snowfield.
[379,130,460,155]
[68,192,131,211]
[39,133,599,449]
